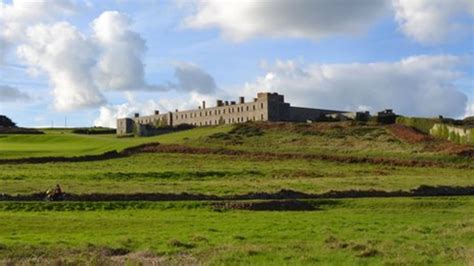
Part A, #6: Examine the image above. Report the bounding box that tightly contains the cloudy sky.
[0,0,473,128]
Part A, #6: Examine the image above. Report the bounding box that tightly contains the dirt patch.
[212,200,318,211]
[1,139,472,167]
[387,124,474,157]
[1,185,472,202]
[422,141,474,157]
[387,124,433,143]
[132,144,472,168]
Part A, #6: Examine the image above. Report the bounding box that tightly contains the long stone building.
[117,92,346,135]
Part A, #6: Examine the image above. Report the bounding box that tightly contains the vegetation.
[0,197,472,265]
[0,115,16,127]
[0,121,472,264]
[72,127,116,135]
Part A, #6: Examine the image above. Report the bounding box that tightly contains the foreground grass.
[0,197,472,265]
[1,153,473,195]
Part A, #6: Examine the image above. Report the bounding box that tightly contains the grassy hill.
[0,121,473,264]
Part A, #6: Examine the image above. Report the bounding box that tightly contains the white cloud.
[17,22,105,111]
[183,0,474,44]
[0,0,79,63]
[14,10,163,111]
[393,0,474,44]
[183,0,390,41]
[0,85,31,102]
[241,55,469,117]
[94,91,217,128]
[92,11,149,91]
[0,0,78,43]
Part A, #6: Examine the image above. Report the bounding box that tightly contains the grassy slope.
[0,122,472,264]
[1,153,473,195]
[0,126,231,159]
[0,122,472,195]
[0,197,472,265]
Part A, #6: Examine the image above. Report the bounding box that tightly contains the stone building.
[117,92,345,136]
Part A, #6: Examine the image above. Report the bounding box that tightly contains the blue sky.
[0,0,473,128]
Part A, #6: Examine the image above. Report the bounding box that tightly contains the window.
[200,112,202,117]
[261,114,264,120]
[246,106,249,111]
[261,103,264,109]
[253,105,256,110]
[223,109,225,114]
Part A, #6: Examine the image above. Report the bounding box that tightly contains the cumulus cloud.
[15,10,161,111]
[0,0,78,63]
[183,0,474,44]
[170,62,217,94]
[242,55,469,117]
[0,85,31,102]
[92,11,149,91]
[393,0,474,44]
[17,22,105,110]
[183,0,390,41]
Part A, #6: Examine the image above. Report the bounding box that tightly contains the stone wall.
[116,92,347,136]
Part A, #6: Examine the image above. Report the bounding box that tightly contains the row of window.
[136,113,265,126]
[176,103,264,120]
[186,114,265,126]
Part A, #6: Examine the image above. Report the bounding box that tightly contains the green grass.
[0,125,231,159]
[1,153,472,195]
[0,197,472,264]
[0,122,472,264]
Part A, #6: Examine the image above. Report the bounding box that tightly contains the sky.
[0,0,473,128]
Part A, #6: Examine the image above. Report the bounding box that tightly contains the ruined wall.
[287,107,345,122]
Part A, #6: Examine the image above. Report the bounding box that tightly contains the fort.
[117,92,373,136]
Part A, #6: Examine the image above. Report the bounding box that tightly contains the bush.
[72,127,116,135]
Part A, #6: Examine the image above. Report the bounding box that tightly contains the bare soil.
[1,185,472,202]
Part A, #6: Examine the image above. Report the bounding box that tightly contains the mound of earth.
[212,200,317,211]
[387,124,433,143]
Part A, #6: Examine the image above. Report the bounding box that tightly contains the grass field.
[0,122,472,264]
[0,197,472,265]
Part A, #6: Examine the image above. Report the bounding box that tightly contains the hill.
[0,121,473,264]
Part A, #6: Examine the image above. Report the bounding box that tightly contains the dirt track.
[1,185,472,202]
[0,143,472,168]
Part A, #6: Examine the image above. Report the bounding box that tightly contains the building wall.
[117,118,134,135]
[116,92,347,136]
[287,107,345,122]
